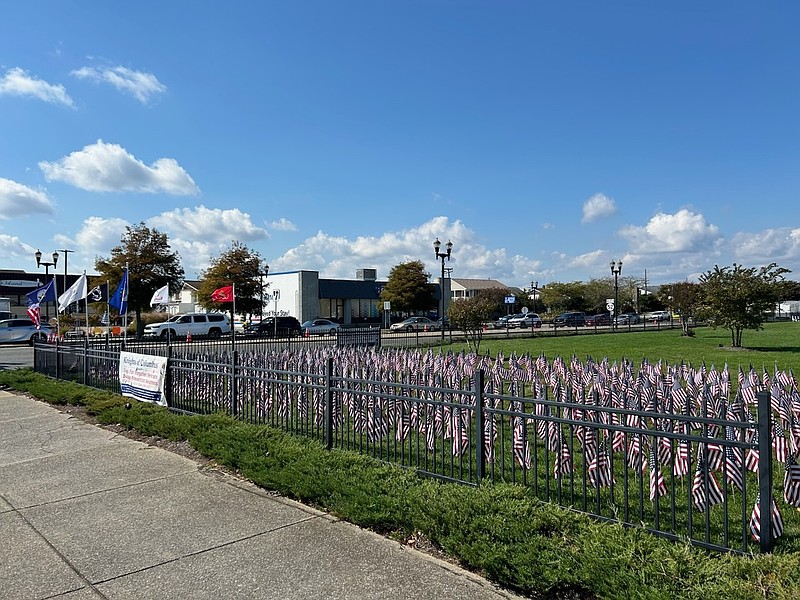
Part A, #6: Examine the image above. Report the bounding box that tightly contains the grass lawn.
[470,322,800,380]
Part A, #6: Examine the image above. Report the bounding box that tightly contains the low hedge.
[1,370,798,600]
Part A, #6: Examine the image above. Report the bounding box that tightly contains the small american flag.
[784,454,800,507]
[749,493,784,542]
[648,448,668,501]
[588,445,613,488]
[691,448,725,511]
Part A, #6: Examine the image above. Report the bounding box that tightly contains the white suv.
[143,313,231,340]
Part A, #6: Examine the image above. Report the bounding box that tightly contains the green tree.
[583,277,614,314]
[95,222,184,338]
[379,260,435,315]
[447,296,495,353]
[539,281,586,314]
[698,262,789,347]
[666,281,702,336]
[475,287,514,319]
[196,242,266,319]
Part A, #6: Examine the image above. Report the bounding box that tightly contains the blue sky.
[1,2,798,289]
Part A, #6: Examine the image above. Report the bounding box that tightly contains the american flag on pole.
[648,448,668,501]
[749,493,784,542]
[588,444,613,488]
[784,454,800,507]
[691,447,725,511]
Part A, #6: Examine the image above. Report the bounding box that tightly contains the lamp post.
[433,238,453,344]
[530,280,538,314]
[610,259,622,330]
[35,249,59,321]
[58,249,74,301]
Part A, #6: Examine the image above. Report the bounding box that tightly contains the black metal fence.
[34,336,795,555]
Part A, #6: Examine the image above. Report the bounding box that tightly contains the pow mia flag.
[87,283,108,304]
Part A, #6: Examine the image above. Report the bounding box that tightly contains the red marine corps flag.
[211,285,234,302]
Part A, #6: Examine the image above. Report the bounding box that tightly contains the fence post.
[82,337,89,385]
[756,389,773,552]
[325,357,334,450]
[55,337,61,380]
[164,344,173,407]
[474,369,486,483]
[230,349,238,417]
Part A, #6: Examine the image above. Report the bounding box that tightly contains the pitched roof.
[451,278,510,290]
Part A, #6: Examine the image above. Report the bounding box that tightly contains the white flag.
[58,272,88,313]
[150,284,170,306]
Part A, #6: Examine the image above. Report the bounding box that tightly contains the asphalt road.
[0,345,33,370]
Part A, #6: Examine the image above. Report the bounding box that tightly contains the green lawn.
[471,322,800,380]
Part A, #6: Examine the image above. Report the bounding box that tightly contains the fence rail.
[34,335,795,554]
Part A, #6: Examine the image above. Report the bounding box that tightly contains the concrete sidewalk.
[0,391,520,600]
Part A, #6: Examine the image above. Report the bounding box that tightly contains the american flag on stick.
[749,493,784,542]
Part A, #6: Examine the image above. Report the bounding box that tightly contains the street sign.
[606,299,615,311]
[504,295,516,304]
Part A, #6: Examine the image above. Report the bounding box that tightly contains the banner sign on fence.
[119,351,168,406]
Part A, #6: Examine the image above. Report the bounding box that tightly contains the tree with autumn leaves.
[95,222,184,338]
[196,241,268,320]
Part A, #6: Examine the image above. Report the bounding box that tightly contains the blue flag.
[26,280,56,307]
[109,268,128,314]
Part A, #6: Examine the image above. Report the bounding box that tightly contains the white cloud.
[268,218,298,232]
[39,140,199,195]
[71,65,166,104]
[0,67,74,107]
[0,178,55,219]
[581,193,617,224]
[619,209,720,254]
[569,249,606,269]
[50,216,133,272]
[0,234,38,265]
[731,228,800,264]
[269,216,538,286]
[148,205,269,244]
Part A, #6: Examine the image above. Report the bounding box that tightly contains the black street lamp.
[610,259,622,329]
[530,280,538,314]
[35,249,59,320]
[433,238,453,344]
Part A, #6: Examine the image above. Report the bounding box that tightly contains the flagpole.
[106,279,110,339]
[123,263,128,342]
[231,282,236,351]
[85,275,89,338]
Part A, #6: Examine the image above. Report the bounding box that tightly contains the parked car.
[507,312,543,328]
[301,318,340,335]
[244,316,302,338]
[553,311,586,327]
[143,312,231,340]
[614,312,640,325]
[585,313,611,326]
[390,316,438,332]
[493,313,521,328]
[0,318,54,345]
[647,311,672,323]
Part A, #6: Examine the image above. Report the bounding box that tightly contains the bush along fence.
[34,340,800,554]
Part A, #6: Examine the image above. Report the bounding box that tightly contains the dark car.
[614,312,640,325]
[244,316,302,338]
[553,311,586,327]
[585,313,611,326]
